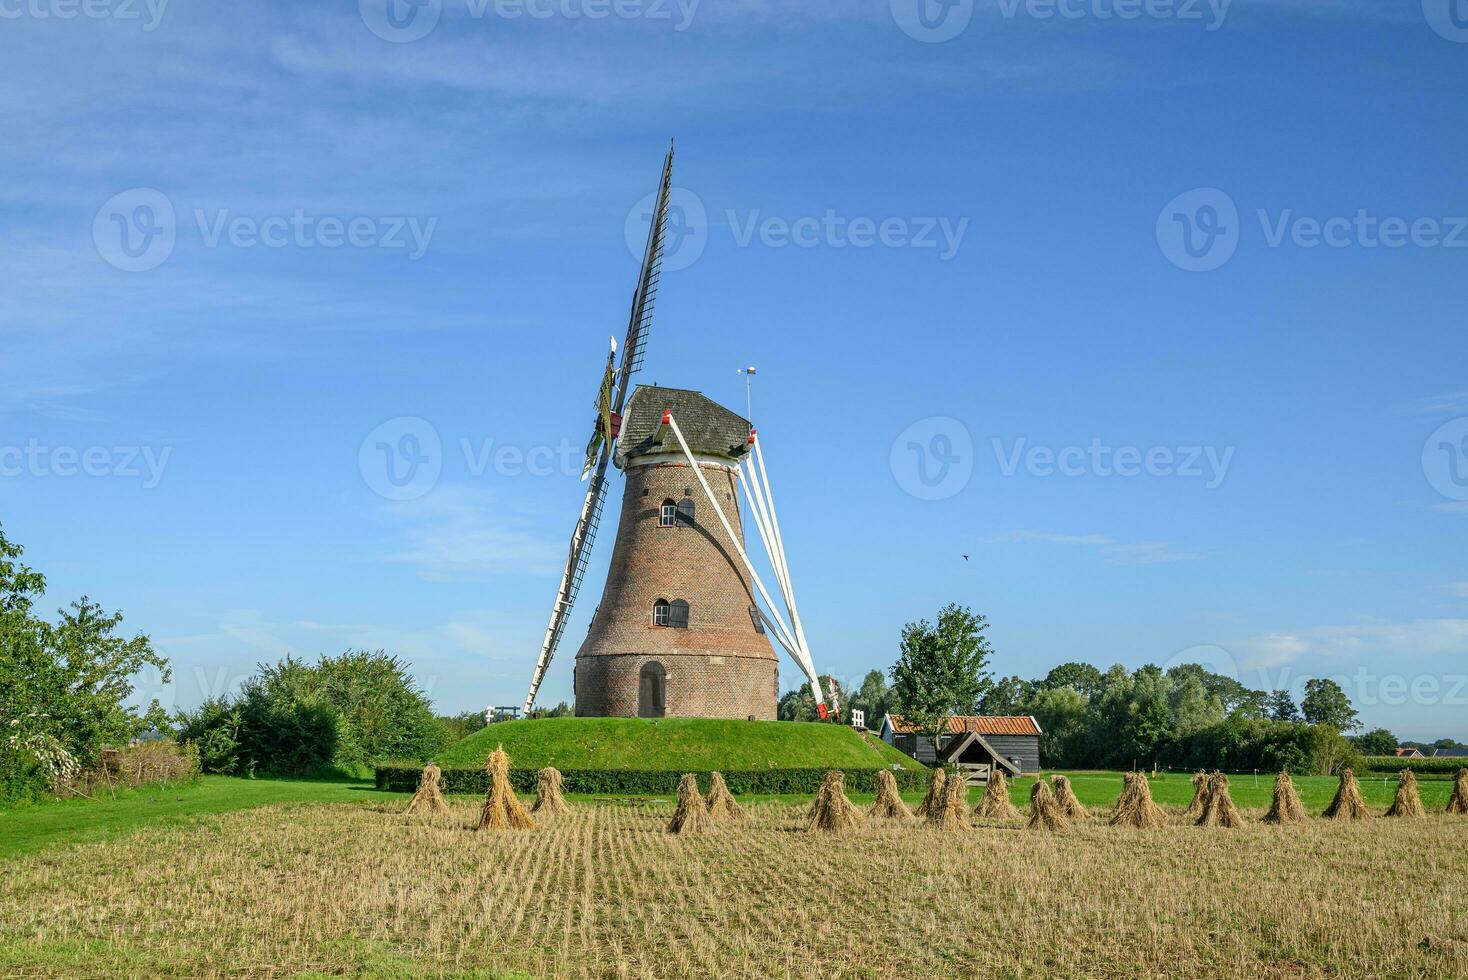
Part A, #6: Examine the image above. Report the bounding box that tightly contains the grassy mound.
[439,717,918,772]
[378,718,926,796]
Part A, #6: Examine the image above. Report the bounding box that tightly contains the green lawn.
[437,716,925,773]
[1004,770,1455,813]
[0,775,393,860]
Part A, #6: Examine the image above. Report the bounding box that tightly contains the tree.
[978,675,1032,715]
[888,604,995,754]
[1265,689,1300,722]
[848,670,890,726]
[1039,662,1104,700]
[1,524,170,801]
[1354,727,1398,756]
[1301,678,1359,732]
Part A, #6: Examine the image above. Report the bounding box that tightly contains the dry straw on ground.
[808,770,864,834]
[8,797,1468,977]
[1385,770,1426,818]
[668,773,712,835]
[1027,778,1070,833]
[926,770,970,832]
[974,769,1021,821]
[530,766,570,818]
[1262,771,1307,825]
[404,762,451,817]
[1109,771,1167,829]
[477,746,536,831]
[867,769,913,821]
[1183,771,1208,821]
[1449,769,1468,815]
[1051,774,1089,820]
[1195,772,1244,829]
[705,771,746,822]
[913,766,946,820]
[1323,769,1371,821]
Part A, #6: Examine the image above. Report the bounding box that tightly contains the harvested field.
[1,799,1465,978]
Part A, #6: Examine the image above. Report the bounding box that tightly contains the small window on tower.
[652,599,671,627]
[669,599,690,629]
[676,498,695,527]
[749,606,765,635]
[659,500,677,527]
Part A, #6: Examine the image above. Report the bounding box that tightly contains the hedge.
[375,764,928,796]
[1362,756,1467,777]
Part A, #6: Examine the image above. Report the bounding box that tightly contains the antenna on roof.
[737,366,757,429]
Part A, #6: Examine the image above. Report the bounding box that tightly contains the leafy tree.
[888,604,995,754]
[1354,727,1398,756]
[176,650,443,776]
[848,670,891,725]
[1039,662,1104,700]
[978,675,1032,715]
[1301,678,1359,732]
[0,524,170,801]
[1265,689,1300,722]
[1027,685,1088,767]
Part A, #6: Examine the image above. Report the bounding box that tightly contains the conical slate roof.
[616,385,750,465]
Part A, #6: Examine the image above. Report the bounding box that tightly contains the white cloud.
[381,486,560,580]
[1233,618,1468,669]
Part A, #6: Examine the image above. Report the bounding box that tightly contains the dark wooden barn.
[878,714,1043,780]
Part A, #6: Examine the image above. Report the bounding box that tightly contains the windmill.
[520,146,828,719]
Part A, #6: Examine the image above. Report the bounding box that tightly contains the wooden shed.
[878,714,1043,778]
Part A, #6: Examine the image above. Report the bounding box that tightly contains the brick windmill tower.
[521,146,826,720]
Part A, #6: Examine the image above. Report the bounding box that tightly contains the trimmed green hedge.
[375,764,927,796]
[1363,756,1467,777]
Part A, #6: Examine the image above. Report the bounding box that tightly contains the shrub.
[1362,756,1465,777]
[66,741,200,797]
[176,651,443,777]
[375,764,929,796]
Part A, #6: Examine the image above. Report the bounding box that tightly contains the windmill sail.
[522,143,675,714]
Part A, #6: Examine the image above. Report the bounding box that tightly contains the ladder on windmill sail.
[522,143,675,715]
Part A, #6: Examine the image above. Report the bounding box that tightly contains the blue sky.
[2,0,1466,739]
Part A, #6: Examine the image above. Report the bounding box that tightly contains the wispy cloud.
[1232,618,1468,669]
[380,486,560,581]
[998,530,1202,565]
[1405,391,1468,416]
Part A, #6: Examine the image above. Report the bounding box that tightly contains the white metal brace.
[663,411,826,708]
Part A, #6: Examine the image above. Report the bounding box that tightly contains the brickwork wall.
[575,457,778,720]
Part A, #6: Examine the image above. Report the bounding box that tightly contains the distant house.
[1432,748,1468,759]
[878,714,1043,777]
[1394,747,1425,759]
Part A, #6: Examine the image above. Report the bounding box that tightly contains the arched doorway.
[638,661,666,718]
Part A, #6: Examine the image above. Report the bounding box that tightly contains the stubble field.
[1,792,1465,979]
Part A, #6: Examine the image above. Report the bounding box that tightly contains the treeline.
[176,652,445,777]
[779,603,1399,776]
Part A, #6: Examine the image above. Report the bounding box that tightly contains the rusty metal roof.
[885,714,1043,736]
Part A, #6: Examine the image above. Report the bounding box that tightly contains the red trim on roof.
[885,714,1042,736]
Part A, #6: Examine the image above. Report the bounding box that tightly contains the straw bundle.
[1262,771,1307,825]
[1448,769,1468,815]
[1195,772,1244,828]
[1027,778,1070,832]
[973,770,1021,820]
[1385,769,1426,818]
[913,767,947,820]
[705,771,747,822]
[1322,769,1370,821]
[477,746,536,831]
[530,766,570,818]
[404,762,450,817]
[1108,771,1167,829]
[1051,774,1089,820]
[867,769,913,821]
[668,773,712,835]
[926,770,970,832]
[807,770,864,834]
[1182,771,1209,821]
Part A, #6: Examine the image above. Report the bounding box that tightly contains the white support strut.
[663,412,825,706]
[749,434,815,685]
